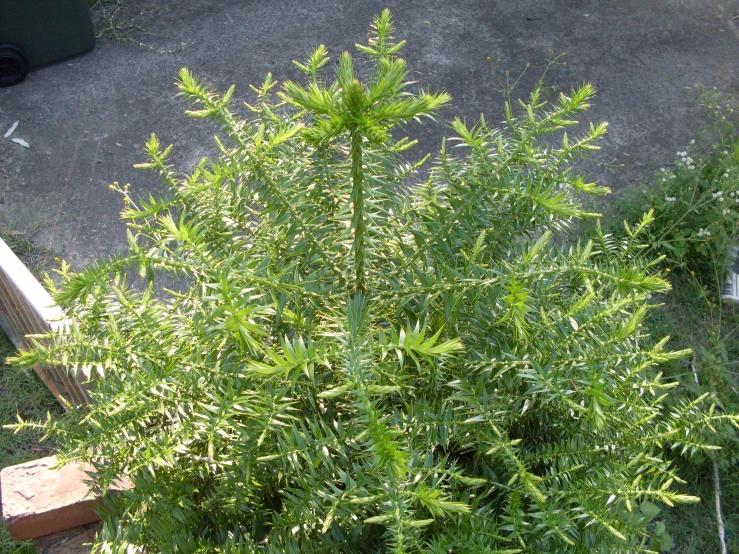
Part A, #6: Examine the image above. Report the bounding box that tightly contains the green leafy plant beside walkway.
[9,12,739,553]
[611,90,739,553]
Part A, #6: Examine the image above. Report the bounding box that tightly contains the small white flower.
[723,208,730,215]
[665,196,676,202]
[689,139,695,144]
[660,168,666,172]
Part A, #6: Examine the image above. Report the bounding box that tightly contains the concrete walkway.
[0,0,738,267]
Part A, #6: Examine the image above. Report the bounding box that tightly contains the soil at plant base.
[0,0,738,268]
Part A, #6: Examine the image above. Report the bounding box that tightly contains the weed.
[88,0,149,45]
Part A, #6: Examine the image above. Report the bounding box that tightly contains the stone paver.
[0,456,129,542]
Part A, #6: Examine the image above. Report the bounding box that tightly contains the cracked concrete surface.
[0,0,738,267]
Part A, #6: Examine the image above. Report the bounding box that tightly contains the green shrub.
[607,90,739,553]
[610,90,739,456]
[10,11,739,553]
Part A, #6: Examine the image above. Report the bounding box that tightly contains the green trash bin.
[0,0,95,87]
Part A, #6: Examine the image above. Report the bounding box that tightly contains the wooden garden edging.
[0,238,104,550]
[0,237,90,406]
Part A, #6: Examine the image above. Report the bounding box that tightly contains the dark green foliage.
[9,12,739,553]
[645,275,739,458]
[661,455,739,553]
